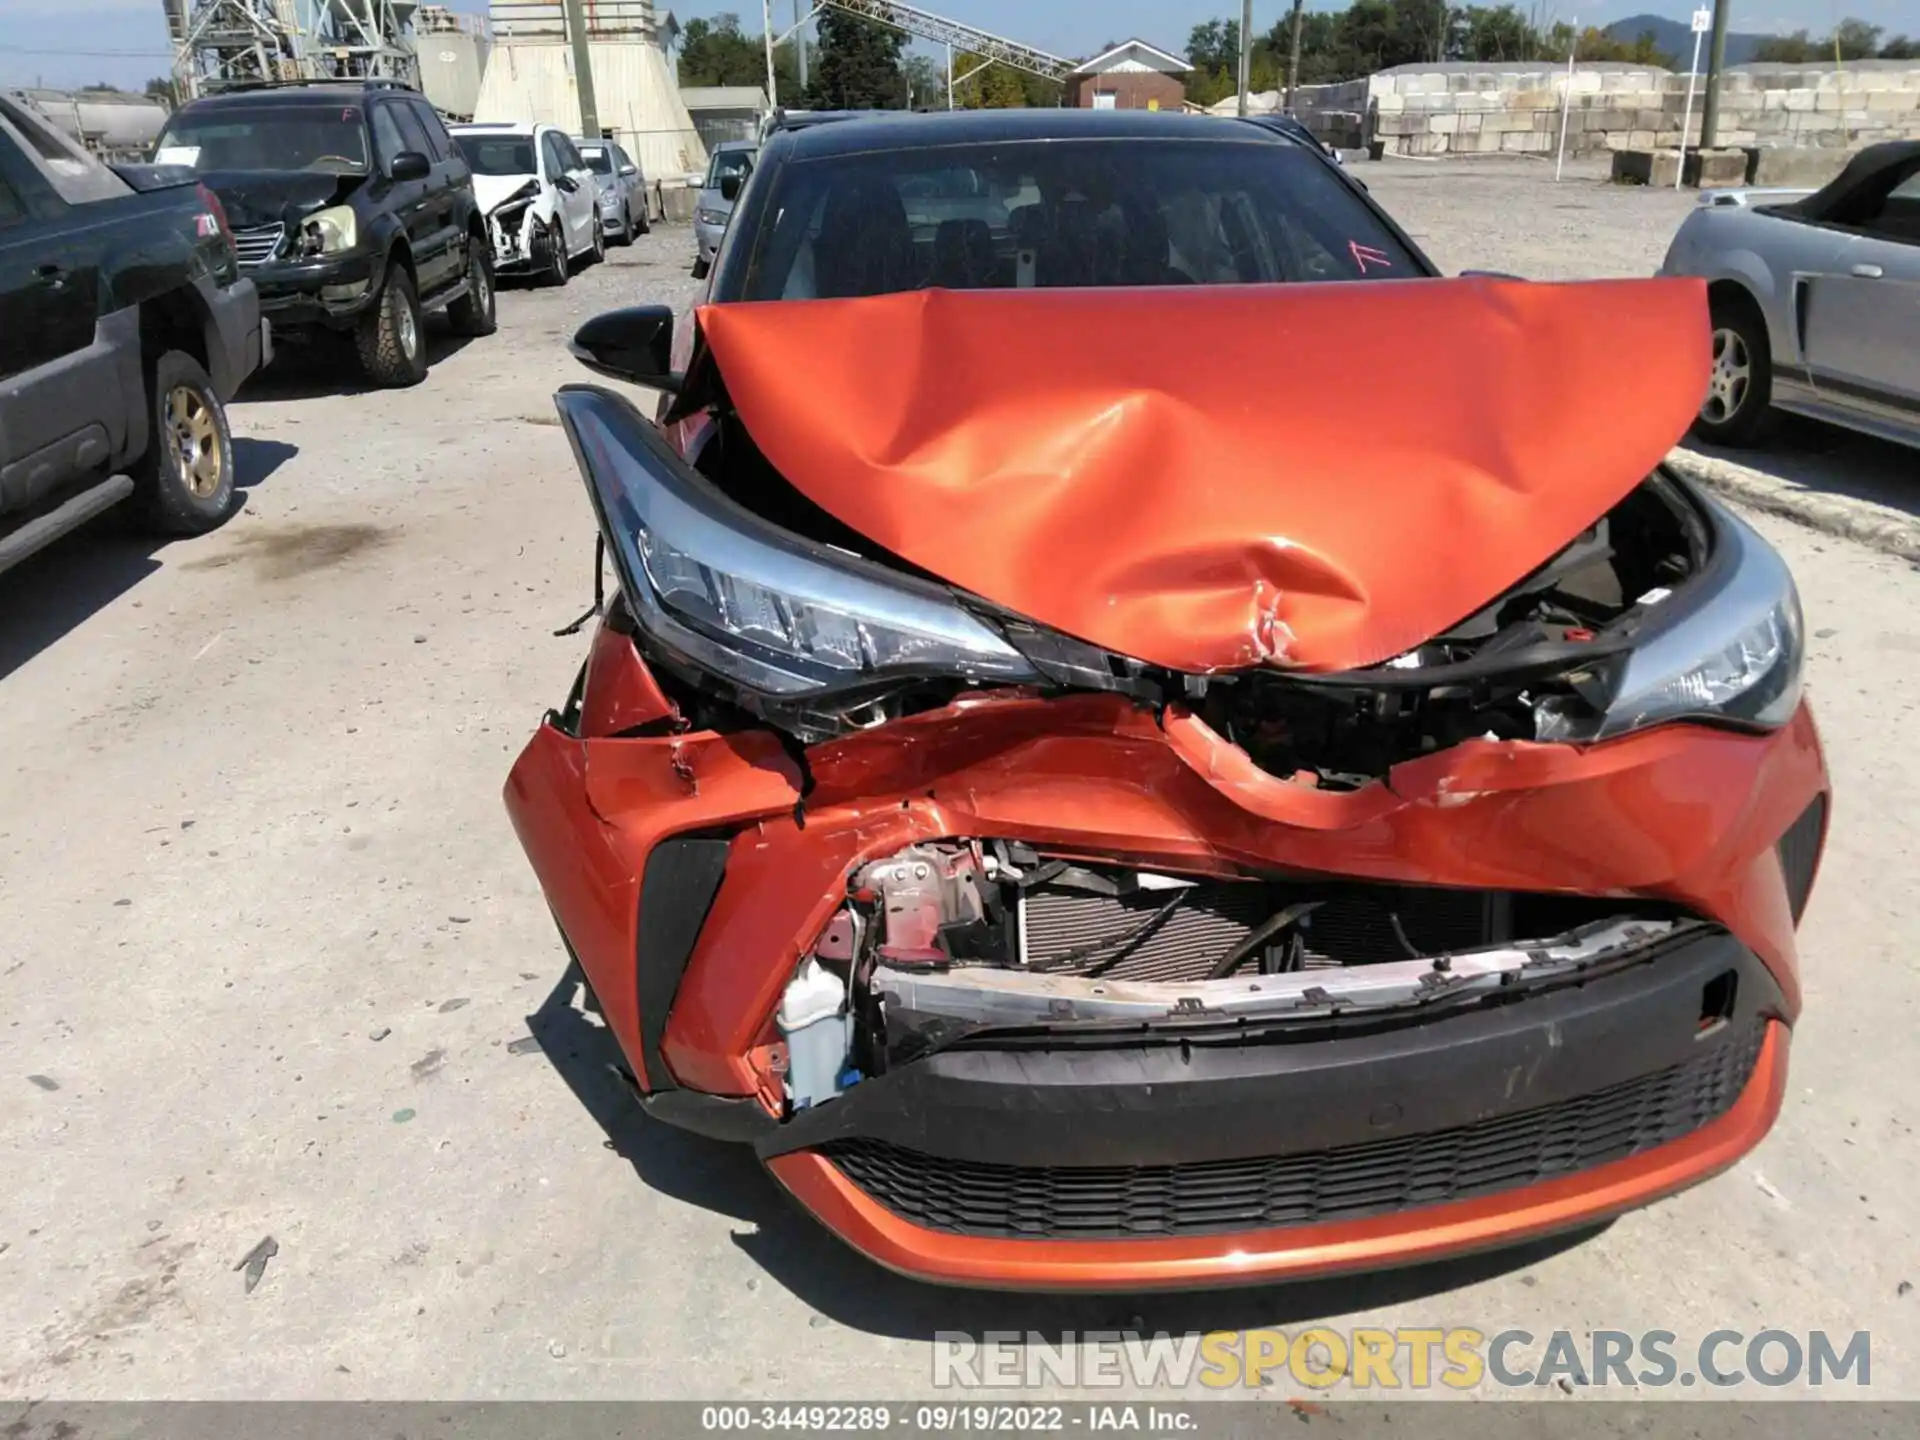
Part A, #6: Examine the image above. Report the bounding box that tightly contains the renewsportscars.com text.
[932,1328,1872,1392]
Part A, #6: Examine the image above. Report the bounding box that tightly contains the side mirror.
[555,173,579,193]
[571,305,679,389]
[718,172,742,202]
[619,164,639,177]
[390,150,431,182]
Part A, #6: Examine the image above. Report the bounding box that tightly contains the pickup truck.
[0,90,264,576]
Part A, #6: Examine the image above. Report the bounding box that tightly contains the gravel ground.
[0,200,1915,1406]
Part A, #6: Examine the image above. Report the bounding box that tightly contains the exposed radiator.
[1017,880,1502,983]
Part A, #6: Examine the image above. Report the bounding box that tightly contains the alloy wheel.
[167,384,223,498]
[1703,326,1751,425]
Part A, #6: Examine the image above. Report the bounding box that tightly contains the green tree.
[903,53,943,107]
[952,51,1027,108]
[144,76,177,107]
[1754,30,1815,62]
[806,9,908,109]
[1882,34,1917,58]
[678,12,798,94]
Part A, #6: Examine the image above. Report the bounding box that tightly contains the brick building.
[1064,39,1192,112]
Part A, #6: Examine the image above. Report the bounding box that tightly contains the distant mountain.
[1604,13,1771,64]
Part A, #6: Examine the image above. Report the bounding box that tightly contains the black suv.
[150,79,495,386]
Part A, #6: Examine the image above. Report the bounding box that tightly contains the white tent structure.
[477,0,706,181]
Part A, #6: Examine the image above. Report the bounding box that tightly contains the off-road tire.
[1693,290,1775,448]
[133,350,236,536]
[355,265,428,387]
[446,237,497,338]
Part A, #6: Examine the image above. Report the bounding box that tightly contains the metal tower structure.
[166,0,422,98]
[815,0,1073,81]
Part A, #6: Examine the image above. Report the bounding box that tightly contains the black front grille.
[822,1019,1766,1239]
[231,223,284,268]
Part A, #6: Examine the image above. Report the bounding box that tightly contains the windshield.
[707,148,755,188]
[154,108,369,174]
[581,146,614,175]
[455,134,537,177]
[737,138,1423,301]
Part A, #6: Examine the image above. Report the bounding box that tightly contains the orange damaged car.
[505,111,1828,1291]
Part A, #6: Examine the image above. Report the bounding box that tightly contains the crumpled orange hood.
[697,278,1708,673]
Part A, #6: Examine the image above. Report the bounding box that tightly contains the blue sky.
[3,0,1906,91]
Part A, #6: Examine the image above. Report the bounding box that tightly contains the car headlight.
[299,205,356,256]
[695,207,727,226]
[492,178,540,210]
[1537,492,1803,741]
[554,386,1040,699]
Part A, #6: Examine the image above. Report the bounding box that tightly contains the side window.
[391,102,433,160]
[557,136,584,172]
[407,101,451,161]
[539,132,563,181]
[370,104,407,170]
[1863,166,1920,245]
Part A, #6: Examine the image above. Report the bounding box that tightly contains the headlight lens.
[299,205,356,256]
[555,387,1039,699]
[696,207,727,226]
[1536,493,1803,741]
[493,178,540,209]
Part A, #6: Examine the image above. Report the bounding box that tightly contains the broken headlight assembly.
[553,386,1041,703]
[1538,493,1802,741]
[299,204,357,256]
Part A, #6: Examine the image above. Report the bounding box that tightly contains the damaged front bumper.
[505,632,1826,1287]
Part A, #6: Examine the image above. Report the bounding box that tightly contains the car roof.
[777,107,1296,159]
[451,120,544,135]
[176,82,408,112]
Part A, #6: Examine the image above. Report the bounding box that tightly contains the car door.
[370,101,435,287]
[550,132,593,252]
[1800,163,1920,425]
[396,98,461,293]
[0,109,115,510]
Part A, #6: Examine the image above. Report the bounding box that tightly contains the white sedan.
[450,120,603,286]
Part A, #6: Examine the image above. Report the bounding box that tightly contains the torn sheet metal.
[697,278,1710,672]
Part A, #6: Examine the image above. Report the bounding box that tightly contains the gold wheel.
[166,383,224,498]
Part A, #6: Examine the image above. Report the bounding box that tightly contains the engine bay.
[771,838,1692,1114]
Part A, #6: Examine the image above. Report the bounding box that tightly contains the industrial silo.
[411,4,490,118]
[477,0,705,181]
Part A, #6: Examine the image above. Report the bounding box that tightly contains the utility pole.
[1699,0,1729,148]
[1285,0,1304,112]
[564,0,599,138]
[1236,0,1252,116]
[762,0,778,108]
[794,0,807,94]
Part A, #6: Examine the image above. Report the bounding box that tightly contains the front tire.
[586,217,605,267]
[134,351,236,536]
[1693,292,1774,447]
[691,255,710,280]
[540,221,569,288]
[355,265,428,387]
[446,237,497,338]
